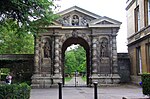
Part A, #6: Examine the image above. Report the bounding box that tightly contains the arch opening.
[62,37,90,87]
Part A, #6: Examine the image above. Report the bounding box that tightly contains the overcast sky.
[54,0,128,53]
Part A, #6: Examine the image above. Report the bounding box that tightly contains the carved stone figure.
[100,38,108,57]
[58,15,70,26]
[72,15,79,26]
[43,41,50,58]
[62,16,70,26]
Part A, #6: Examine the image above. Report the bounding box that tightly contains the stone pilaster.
[31,36,41,88]
[34,37,40,74]
[31,36,53,88]
[53,37,62,83]
[91,38,99,82]
[112,34,120,83]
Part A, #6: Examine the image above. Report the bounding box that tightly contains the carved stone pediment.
[49,6,121,28]
[57,12,97,26]
[56,6,101,26]
[96,20,113,25]
[90,16,122,25]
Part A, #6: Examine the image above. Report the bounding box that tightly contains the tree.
[64,45,86,75]
[0,0,58,34]
[0,19,34,54]
[0,0,58,53]
[65,51,77,75]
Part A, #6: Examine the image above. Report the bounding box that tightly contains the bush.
[0,74,7,81]
[141,73,150,97]
[0,83,31,99]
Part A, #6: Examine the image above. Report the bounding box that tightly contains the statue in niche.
[62,15,70,26]
[100,38,108,57]
[43,40,50,58]
[72,15,79,26]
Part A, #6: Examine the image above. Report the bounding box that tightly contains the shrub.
[0,83,31,99]
[141,73,150,97]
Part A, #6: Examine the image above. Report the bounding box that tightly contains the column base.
[90,74,120,85]
[31,73,52,88]
[52,74,62,84]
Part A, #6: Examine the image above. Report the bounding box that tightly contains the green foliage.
[0,68,10,81]
[0,83,31,99]
[65,45,86,75]
[0,19,34,54]
[65,77,72,82]
[0,0,57,32]
[82,76,87,81]
[141,73,150,97]
[0,68,10,75]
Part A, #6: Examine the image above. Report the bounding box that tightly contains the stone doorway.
[62,37,90,87]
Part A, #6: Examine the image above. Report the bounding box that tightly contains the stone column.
[109,36,113,75]
[34,37,40,74]
[53,37,62,83]
[31,36,41,88]
[91,38,99,82]
[112,34,120,83]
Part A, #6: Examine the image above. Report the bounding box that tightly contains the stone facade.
[126,0,150,84]
[31,6,121,88]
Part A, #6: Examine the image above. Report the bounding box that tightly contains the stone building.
[126,0,150,84]
[31,6,122,88]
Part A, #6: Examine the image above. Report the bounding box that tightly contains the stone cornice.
[127,25,150,46]
[127,33,150,46]
[89,24,121,28]
[126,0,135,10]
[57,6,101,19]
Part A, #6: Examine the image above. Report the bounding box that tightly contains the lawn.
[65,77,72,82]
[81,76,86,81]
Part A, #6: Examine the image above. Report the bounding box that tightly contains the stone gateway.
[31,6,122,88]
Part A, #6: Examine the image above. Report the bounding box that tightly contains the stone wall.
[0,54,34,84]
[118,53,130,83]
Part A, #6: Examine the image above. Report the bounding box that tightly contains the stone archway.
[31,6,121,88]
[61,36,91,86]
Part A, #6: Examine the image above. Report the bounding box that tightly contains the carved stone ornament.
[72,15,79,26]
[72,30,78,38]
[43,39,51,58]
[100,38,108,57]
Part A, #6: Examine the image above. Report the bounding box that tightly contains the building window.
[136,47,142,74]
[144,0,150,26]
[135,6,140,32]
[147,44,150,72]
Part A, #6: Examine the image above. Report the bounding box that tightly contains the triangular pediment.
[56,6,102,26]
[49,6,121,28]
[90,16,122,25]
[96,20,113,25]
[57,6,101,19]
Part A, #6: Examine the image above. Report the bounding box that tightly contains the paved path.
[30,84,149,99]
[65,77,86,86]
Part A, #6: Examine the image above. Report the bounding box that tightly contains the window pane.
[137,47,142,74]
[148,45,150,59]
[148,0,150,25]
[138,10,140,31]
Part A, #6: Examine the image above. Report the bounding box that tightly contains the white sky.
[54,0,128,53]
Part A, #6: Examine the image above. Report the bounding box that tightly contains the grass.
[65,77,72,82]
[81,76,86,81]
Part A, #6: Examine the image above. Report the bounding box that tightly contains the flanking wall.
[0,54,34,84]
[0,53,130,85]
